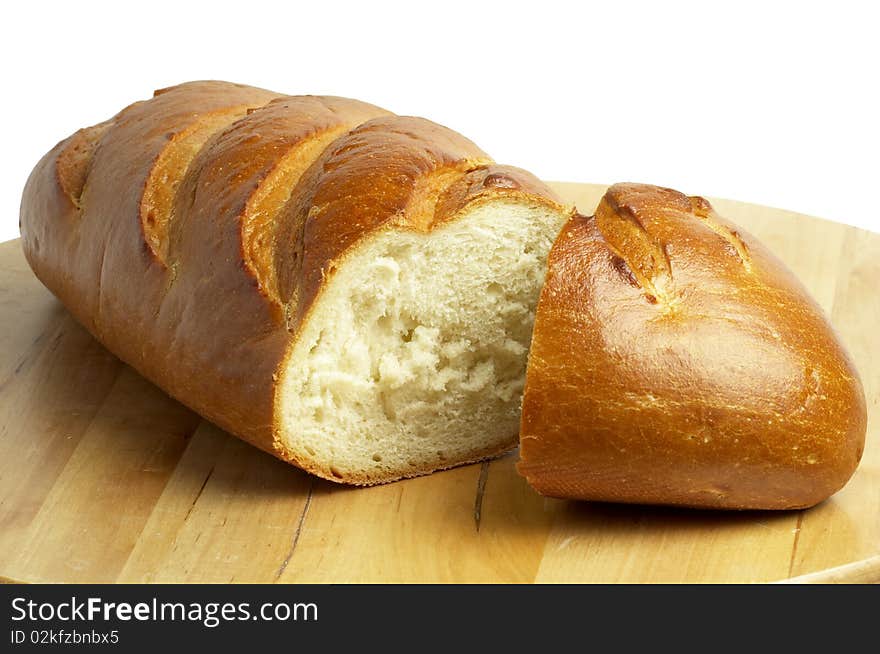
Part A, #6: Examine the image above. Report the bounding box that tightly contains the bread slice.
[20,81,570,485]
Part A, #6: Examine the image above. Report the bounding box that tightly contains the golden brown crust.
[278,115,493,324]
[277,121,569,328]
[273,429,517,487]
[20,81,564,481]
[152,94,390,450]
[518,183,867,509]
[55,122,113,206]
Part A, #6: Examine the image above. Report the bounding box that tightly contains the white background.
[2,0,878,242]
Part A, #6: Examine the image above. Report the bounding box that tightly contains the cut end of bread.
[275,200,568,484]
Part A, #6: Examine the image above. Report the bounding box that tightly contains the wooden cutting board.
[1,182,877,584]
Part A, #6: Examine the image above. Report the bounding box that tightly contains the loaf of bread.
[20,81,570,484]
[21,82,866,508]
[517,183,867,509]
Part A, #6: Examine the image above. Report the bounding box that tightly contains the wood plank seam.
[787,511,804,579]
[474,461,490,532]
[183,457,215,524]
[274,478,314,581]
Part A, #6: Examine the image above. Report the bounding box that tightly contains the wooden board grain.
[1,182,877,584]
